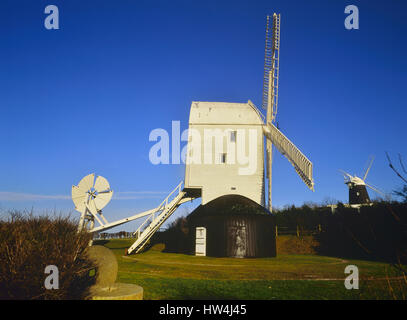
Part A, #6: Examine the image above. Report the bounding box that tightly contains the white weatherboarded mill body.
[184,101,266,206]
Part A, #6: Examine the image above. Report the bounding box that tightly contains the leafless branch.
[386,152,407,184]
[399,153,407,175]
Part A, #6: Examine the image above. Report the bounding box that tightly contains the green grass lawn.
[95,239,407,300]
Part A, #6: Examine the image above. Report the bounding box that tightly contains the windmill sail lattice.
[263,123,314,190]
[262,13,280,120]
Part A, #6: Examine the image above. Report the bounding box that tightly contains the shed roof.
[187,194,272,219]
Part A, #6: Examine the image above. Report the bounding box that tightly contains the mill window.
[230,130,237,142]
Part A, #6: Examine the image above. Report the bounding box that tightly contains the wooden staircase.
[127,181,188,254]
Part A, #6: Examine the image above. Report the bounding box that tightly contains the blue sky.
[0,0,406,231]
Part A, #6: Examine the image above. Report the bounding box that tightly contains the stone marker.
[85,245,143,300]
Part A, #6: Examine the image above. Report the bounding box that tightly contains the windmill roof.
[189,101,265,125]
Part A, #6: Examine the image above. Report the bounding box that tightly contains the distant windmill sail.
[363,155,375,180]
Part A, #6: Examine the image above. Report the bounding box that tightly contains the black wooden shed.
[187,195,276,258]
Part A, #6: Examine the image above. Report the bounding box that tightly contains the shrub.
[276,235,318,255]
[0,211,94,300]
[314,202,407,262]
[160,217,190,254]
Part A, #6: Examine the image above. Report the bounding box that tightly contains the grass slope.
[96,239,406,300]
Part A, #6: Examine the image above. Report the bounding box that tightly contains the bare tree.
[386,152,407,202]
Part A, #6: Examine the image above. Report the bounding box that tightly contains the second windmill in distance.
[340,156,385,205]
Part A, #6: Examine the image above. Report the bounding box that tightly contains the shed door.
[229,225,247,258]
[195,227,206,256]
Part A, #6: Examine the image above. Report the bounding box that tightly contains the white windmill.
[71,13,314,254]
[340,156,385,205]
[183,14,314,211]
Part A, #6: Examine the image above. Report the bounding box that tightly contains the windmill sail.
[264,13,281,211]
[262,14,280,118]
[363,156,375,180]
[263,123,314,191]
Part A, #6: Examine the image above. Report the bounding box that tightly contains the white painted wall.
[184,101,265,206]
